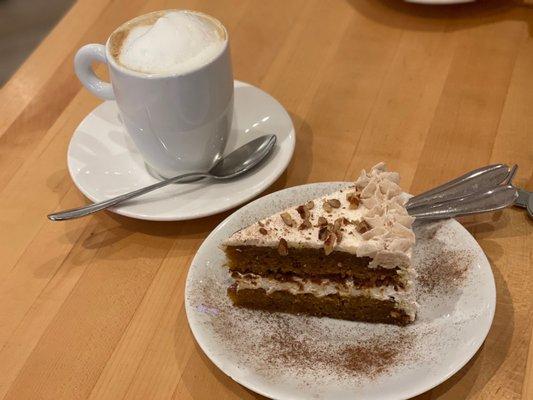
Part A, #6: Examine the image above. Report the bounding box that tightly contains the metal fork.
[406,164,519,220]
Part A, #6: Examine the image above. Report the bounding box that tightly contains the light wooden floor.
[0,0,74,85]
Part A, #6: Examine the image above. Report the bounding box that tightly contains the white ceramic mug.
[74,11,233,179]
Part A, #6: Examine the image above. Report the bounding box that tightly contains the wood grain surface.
[0,0,532,399]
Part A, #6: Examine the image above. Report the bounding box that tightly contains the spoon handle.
[48,172,207,221]
[408,185,518,220]
[406,164,512,209]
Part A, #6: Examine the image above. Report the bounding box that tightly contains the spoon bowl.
[210,134,276,178]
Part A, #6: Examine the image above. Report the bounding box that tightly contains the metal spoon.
[48,134,277,221]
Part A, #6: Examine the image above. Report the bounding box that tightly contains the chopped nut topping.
[315,214,343,253]
[296,205,310,220]
[322,201,333,213]
[390,311,400,318]
[280,212,296,227]
[323,232,336,255]
[305,200,315,210]
[327,198,341,208]
[316,216,328,227]
[277,238,289,256]
[259,227,268,235]
[346,192,360,209]
[318,226,329,241]
[298,219,312,230]
[258,221,265,227]
[355,219,371,233]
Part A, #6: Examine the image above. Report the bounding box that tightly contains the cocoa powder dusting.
[265,324,412,379]
[341,343,399,376]
[416,248,473,295]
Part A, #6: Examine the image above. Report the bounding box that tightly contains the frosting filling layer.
[233,272,417,320]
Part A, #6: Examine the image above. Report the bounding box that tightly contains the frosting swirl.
[351,163,415,267]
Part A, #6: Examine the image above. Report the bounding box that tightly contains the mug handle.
[74,44,115,100]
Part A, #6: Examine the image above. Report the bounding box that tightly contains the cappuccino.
[109,10,226,75]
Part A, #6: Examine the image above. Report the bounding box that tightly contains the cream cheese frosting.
[223,162,416,270]
[233,271,417,321]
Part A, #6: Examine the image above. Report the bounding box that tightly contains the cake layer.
[226,246,406,285]
[228,287,413,326]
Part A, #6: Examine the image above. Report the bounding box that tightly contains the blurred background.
[0,0,74,85]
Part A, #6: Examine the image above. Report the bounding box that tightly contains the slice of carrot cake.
[222,163,417,325]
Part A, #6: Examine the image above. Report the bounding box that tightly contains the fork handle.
[406,164,512,209]
[408,185,518,220]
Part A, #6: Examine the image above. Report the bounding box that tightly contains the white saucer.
[67,80,295,221]
[185,182,496,400]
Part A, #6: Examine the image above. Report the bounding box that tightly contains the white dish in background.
[67,80,295,221]
[405,0,475,4]
[185,182,496,400]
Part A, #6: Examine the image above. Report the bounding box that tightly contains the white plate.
[185,182,496,400]
[67,80,295,221]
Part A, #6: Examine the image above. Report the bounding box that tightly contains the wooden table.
[0,0,532,399]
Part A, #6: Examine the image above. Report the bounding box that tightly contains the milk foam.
[118,11,224,75]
